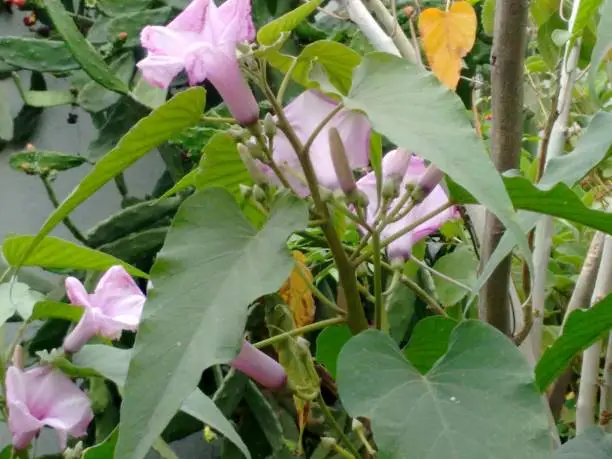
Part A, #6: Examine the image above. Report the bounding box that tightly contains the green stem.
[398,272,446,316]
[354,202,453,266]
[254,316,345,349]
[293,261,347,316]
[114,172,129,199]
[277,57,300,104]
[40,176,88,245]
[262,78,368,335]
[317,394,361,459]
[200,115,235,124]
[372,231,384,329]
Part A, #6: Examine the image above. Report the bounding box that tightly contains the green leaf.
[538,15,564,69]
[3,235,148,278]
[9,150,87,175]
[337,322,550,459]
[553,428,612,458]
[257,0,322,45]
[315,324,351,379]
[482,0,495,36]
[343,53,531,274]
[531,0,559,26]
[96,0,153,15]
[87,7,172,48]
[85,196,182,247]
[82,428,118,459]
[535,294,612,391]
[72,344,250,456]
[12,72,75,107]
[541,111,612,187]
[432,246,478,305]
[116,188,308,459]
[196,133,251,195]
[158,168,197,199]
[72,345,131,387]
[589,0,612,92]
[43,0,129,94]
[386,282,416,344]
[449,176,612,236]
[570,0,603,44]
[31,300,84,322]
[131,72,168,110]
[402,316,457,373]
[15,87,205,268]
[0,282,44,324]
[78,52,135,113]
[525,55,549,73]
[0,37,79,72]
[0,88,13,142]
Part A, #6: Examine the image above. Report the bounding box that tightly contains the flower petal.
[204,48,259,124]
[65,277,90,308]
[140,25,190,55]
[63,309,98,353]
[6,367,43,450]
[167,0,210,33]
[215,0,255,43]
[230,341,287,389]
[95,266,143,297]
[136,55,185,89]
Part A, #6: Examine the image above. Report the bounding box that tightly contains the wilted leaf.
[418,1,477,89]
[279,251,315,328]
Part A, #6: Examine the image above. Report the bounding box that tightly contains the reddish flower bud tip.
[117,31,128,41]
[25,143,35,152]
[12,0,26,8]
[23,13,36,26]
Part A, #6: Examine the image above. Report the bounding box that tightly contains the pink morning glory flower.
[357,149,458,261]
[63,266,146,353]
[230,341,287,389]
[261,90,371,196]
[137,0,259,125]
[6,365,93,450]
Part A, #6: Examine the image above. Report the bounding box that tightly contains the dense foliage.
[1,0,612,457]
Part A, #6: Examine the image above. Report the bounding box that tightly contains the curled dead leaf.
[279,251,315,328]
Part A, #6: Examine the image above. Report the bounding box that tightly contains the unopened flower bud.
[329,128,357,197]
[23,13,36,27]
[320,437,337,449]
[245,139,265,161]
[252,184,266,203]
[63,441,83,459]
[263,113,277,137]
[355,189,370,208]
[239,184,252,199]
[415,165,444,203]
[117,31,128,41]
[238,143,268,184]
[228,125,248,141]
[381,177,400,200]
[352,418,364,432]
[204,425,218,442]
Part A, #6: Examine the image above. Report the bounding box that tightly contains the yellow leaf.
[279,251,315,328]
[418,1,477,90]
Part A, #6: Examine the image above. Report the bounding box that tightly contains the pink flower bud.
[230,341,287,389]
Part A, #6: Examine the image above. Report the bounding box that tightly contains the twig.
[317,394,362,459]
[254,317,346,349]
[531,0,582,357]
[410,256,472,292]
[40,175,88,245]
[577,235,612,433]
[341,0,401,56]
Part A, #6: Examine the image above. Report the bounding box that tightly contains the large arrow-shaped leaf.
[115,188,308,459]
[337,322,551,459]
